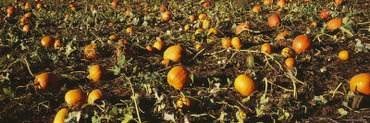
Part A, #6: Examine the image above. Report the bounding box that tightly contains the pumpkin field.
[0,0,369,122]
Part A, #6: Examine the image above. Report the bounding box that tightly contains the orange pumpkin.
[160,5,167,11]
[41,36,54,49]
[195,43,202,51]
[146,46,153,52]
[176,97,193,111]
[285,57,295,69]
[349,73,370,95]
[231,37,242,50]
[22,25,30,32]
[24,3,31,10]
[89,64,104,82]
[275,31,290,40]
[163,45,184,62]
[235,22,251,35]
[234,74,258,96]
[167,66,191,90]
[7,6,15,15]
[334,0,344,5]
[292,35,311,53]
[24,12,32,18]
[34,72,60,90]
[189,15,196,22]
[222,37,232,48]
[65,89,85,107]
[54,40,62,49]
[327,18,342,30]
[261,43,272,54]
[251,5,262,13]
[88,89,108,103]
[263,0,273,5]
[161,11,172,21]
[53,108,68,123]
[198,14,207,21]
[207,28,218,35]
[268,14,281,28]
[338,50,349,60]
[319,9,330,19]
[203,2,211,8]
[111,1,118,7]
[84,44,98,59]
[281,47,294,57]
[202,19,211,29]
[276,0,286,8]
[126,27,133,34]
[153,40,165,51]
[184,24,190,31]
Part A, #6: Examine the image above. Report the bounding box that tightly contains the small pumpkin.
[207,28,218,36]
[231,37,242,50]
[235,22,251,35]
[194,28,205,35]
[311,21,318,27]
[184,24,190,31]
[176,97,193,111]
[167,66,191,90]
[202,19,211,29]
[24,12,32,18]
[88,89,109,104]
[54,40,62,49]
[34,72,60,90]
[84,44,98,59]
[275,31,289,40]
[7,6,15,15]
[203,2,211,8]
[24,3,31,10]
[198,14,207,21]
[222,37,232,48]
[234,74,257,96]
[153,40,165,51]
[189,15,196,22]
[251,5,262,13]
[146,46,153,52]
[263,0,273,5]
[163,45,184,62]
[338,50,349,60]
[109,35,117,41]
[65,89,85,107]
[276,0,286,8]
[41,36,54,49]
[268,14,281,28]
[334,0,344,5]
[319,9,330,19]
[349,73,370,95]
[126,27,133,34]
[53,108,68,123]
[161,11,172,21]
[22,25,30,32]
[261,43,272,54]
[285,57,295,69]
[111,1,118,7]
[327,18,342,30]
[195,43,202,51]
[292,35,311,53]
[89,64,104,82]
[281,47,294,57]
[160,5,167,11]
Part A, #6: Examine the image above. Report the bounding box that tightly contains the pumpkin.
[311,21,318,27]
[194,28,205,35]
[285,57,295,69]
[125,9,131,16]
[54,40,62,49]
[189,15,196,22]
[65,89,85,107]
[167,66,191,90]
[338,50,349,60]
[231,37,242,50]
[184,24,190,31]
[53,108,68,123]
[202,19,211,29]
[203,2,211,8]
[37,3,43,9]
[109,35,117,41]
[222,37,232,48]
[275,31,289,40]
[126,27,133,34]
[24,3,31,10]
[176,97,192,109]
[160,5,167,11]
[276,0,286,8]
[153,40,165,51]
[111,1,118,7]
[239,111,247,119]
[349,73,370,95]
[198,14,207,21]
[7,6,14,16]
[334,0,344,5]
[207,28,218,35]
[292,35,311,53]
[89,64,104,82]
[261,43,272,54]
[34,72,60,89]
[163,45,184,62]
[319,9,330,19]
[263,0,273,5]
[251,5,262,13]
[268,14,281,28]
[41,36,54,49]
[22,25,30,32]
[146,46,153,52]
[234,74,257,96]
[161,11,172,21]
[88,89,108,103]
[84,44,98,59]
[195,43,202,51]
[235,22,251,35]
[24,12,32,18]
[327,18,342,30]
[281,47,294,57]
